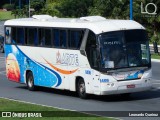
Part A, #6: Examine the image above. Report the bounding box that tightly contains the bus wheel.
[77,78,87,99]
[26,72,35,91]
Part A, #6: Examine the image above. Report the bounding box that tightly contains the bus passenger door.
[85,30,101,94]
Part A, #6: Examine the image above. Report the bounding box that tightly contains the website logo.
[2,112,11,117]
[141,2,157,15]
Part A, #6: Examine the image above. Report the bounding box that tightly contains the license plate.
[127,84,135,88]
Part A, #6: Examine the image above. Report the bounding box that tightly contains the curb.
[151,59,160,62]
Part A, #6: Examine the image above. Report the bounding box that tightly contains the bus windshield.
[99,30,151,70]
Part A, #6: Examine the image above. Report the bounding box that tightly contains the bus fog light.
[111,83,114,86]
[107,83,110,86]
[107,83,114,87]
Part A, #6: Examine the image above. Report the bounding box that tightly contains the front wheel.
[26,72,35,91]
[77,78,87,99]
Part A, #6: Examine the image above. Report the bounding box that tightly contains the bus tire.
[26,72,35,91]
[77,78,87,99]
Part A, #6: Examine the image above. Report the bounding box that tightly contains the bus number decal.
[100,79,109,83]
[85,70,91,75]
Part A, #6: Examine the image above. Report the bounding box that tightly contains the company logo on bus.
[56,51,79,66]
[104,41,121,45]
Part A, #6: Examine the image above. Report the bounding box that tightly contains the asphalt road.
[0,53,160,119]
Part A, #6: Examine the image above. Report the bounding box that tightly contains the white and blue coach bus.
[4,15,152,98]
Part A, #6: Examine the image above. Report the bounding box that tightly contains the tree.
[31,0,45,14]
[89,0,129,19]
[11,0,45,18]
[56,0,94,17]
[133,0,160,44]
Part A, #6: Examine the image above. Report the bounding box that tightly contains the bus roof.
[4,15,145,34]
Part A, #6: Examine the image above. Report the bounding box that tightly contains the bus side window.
[45,29,52,46]
[68,30,83,49]
[34,28,38,46]
[25,28,38,46]
[11,27,16,44]
[27,28,35,45]
[53,29,60,47]
[60,30,67,48]
[38,28,45,46]
[17,28,25,45]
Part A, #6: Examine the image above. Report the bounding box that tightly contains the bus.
[4,15,152,99]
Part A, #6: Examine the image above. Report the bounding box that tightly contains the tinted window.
[68,30,83,49]
[27,28,35,45]
[38,28,45,46]
[45,29,52,46]
[53,29,60,47]
[17,28,25,44]
[60,30,67,48]
[53,29,67,48]
[11,27,16,44]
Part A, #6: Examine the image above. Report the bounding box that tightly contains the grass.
[0,11,14,20]
[0,98,113,120]
[151,53,160,60]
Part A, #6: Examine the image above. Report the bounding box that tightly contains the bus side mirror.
[153,42,159,53]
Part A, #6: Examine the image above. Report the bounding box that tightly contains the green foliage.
[56,0,94,17]
[2,4,14,11]
[31,0,45,14]
[11,5,29,18]
[88,0,130,19]
[9,0,160,44]
[0,11,14,20]
[151,53,160,59]
[11,0,45,18]
[41,0,61,17]
[0,98,112,120]
[132,0,160,43]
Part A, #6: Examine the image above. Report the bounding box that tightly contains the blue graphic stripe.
[15,45,62,87]
[38,63,62,87]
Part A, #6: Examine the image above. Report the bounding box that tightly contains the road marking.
[0,97,120,120]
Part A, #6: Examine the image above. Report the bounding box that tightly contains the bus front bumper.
[100,78,152,95]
